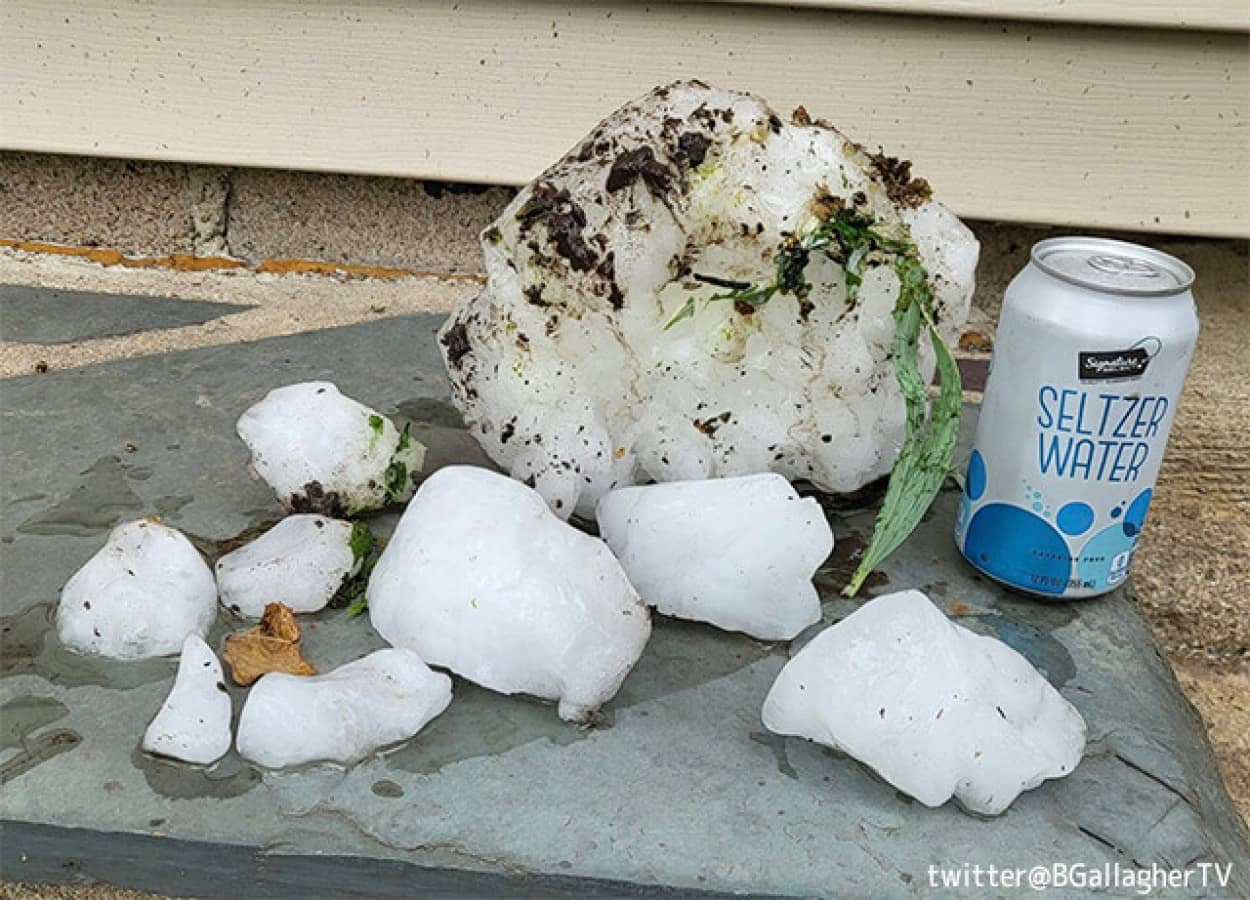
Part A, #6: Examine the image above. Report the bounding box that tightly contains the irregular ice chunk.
[236,381,425,516]
[596,474,832,639]
[141,635,232,765]
[762,590,1086,815]
[235,648,451,767]
[368,466,651,723]
[57,519,217,659]
[215,515,363,618]
[440,81,978,519]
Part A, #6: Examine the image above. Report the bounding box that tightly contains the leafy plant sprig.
[664,207,962,596]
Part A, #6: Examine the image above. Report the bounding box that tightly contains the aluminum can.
[955,236,1198,598]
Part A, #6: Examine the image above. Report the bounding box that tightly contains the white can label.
[956,337,1178,598]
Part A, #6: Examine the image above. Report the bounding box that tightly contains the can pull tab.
[1087,254,1162,279]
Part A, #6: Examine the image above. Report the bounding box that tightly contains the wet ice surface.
[368,466,651,723]
[56,519,218,659]
[597,473,832,639]
[235,648,451,768]
[215,514,360,618]
[141,635,231,765]
[762,589,1087,816]
[236,381,425,516]
[440,81,978,519]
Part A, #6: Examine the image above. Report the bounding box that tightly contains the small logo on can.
[1078,337,1160,382]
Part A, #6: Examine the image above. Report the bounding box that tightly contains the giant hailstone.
[762,590,1086,816]
[215,514,363,618]
[236,382,425,516]
[439,81,979,519]
[596,473,833,640]
[57,519,217,660]
[141,635,232,765]
[236,648,451,768]
[368,466,651,723]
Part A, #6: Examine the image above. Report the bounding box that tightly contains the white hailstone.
[762,589,1086,816]
[440,80,978,519]
[368,466,651,723]
[596,473,832,639]
[141,635,232,765]
[57,519,217,660]
[236,381,425,516]
[215,514,365,618]
[235,648,451,768]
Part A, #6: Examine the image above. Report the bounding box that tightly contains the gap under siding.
[0,0,1246,236]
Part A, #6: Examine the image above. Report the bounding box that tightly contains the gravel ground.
[1,240,1245,897]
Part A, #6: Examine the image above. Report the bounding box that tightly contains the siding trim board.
[1,0,1246,236]
[685,0,1250,33]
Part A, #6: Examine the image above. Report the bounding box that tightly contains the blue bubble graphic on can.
[955,237,1198,599]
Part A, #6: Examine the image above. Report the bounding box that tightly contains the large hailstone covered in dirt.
[57,519,218,659]
[440,81,978,518]
[368,466,651,723]
[762,590,1086,816]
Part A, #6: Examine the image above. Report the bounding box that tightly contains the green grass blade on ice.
[844,286,962,596]
[659,207,963,595]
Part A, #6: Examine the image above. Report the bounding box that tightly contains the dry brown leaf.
[222,602,316,686]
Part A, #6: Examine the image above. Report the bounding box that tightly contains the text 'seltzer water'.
[956,237,1198,598]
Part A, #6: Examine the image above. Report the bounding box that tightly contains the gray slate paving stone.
[1,308,1247,898]
[0,284,250,344]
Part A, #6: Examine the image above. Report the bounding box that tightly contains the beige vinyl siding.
[689,0,1250,32]
[1,0,1246,236]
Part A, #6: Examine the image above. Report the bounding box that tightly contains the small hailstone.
[57,519,217,660]
[235,648,451,768]
[596,474,832,639]
[141,635,232,765]
[762,589,1086,816]
[215,515,365,618]
[368,466,651,723]
[236,381,425,516]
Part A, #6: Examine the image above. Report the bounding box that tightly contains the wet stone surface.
[1,307,1247,897]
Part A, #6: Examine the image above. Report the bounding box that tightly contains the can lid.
[1032,237,1195,297]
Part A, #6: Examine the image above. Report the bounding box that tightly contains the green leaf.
[383,460,408,501]
[367,414,384,439]
[348,521,373,564]
[346,594,369,618]
[396,422,412,452]
[662,297,698,330]
[844,272,962,596]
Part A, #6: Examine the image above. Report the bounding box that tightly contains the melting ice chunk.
[596,474,832,639]
[439,81,978,519]
[235,648,451,768]
[368,466,651,723]
[762,589,1086,815]
[141,634,232,765]
[236,381,425,516]
[215,515,364,618]
[57,519,217,659]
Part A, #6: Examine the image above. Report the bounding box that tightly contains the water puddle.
[1,695,80,784]
[131,747,261,800]
[17,456,145,537]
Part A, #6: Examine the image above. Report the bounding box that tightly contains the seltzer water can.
[955,236,1199,599]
